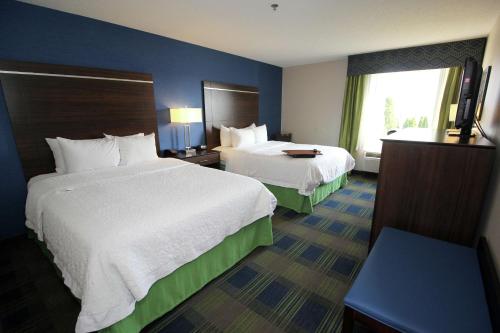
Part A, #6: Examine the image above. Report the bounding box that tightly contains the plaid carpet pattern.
[145,174,376,333]
[0,174,376,333]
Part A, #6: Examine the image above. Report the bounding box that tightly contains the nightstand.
[273,133,292,142]
[162,150,220,167]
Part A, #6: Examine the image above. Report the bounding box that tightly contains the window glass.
[357,68,448,154]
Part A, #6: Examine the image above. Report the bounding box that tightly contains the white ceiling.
[20,0,500,67]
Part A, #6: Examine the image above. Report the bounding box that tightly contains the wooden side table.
[273,133,292,142]
[162,150,220,167]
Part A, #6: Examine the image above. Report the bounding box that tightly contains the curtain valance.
[347,38,486,76]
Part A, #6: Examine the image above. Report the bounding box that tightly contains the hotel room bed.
[26,158,276,333]
[203,81,355,213]
[215,141,355,213]
[0,60,279,333]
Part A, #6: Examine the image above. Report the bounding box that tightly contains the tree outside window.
[358,68,448,154]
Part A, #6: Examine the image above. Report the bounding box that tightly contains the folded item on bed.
[25,158,277,333]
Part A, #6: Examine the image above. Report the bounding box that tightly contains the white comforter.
[25,158,276,333]
[217,141,355,195]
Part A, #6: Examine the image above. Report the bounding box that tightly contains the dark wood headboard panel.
[0,60,158,180]
[202,81,259,149]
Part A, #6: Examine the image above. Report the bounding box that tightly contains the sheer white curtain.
[355,68,449,170]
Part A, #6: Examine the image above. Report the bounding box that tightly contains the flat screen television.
[455,57,482,139]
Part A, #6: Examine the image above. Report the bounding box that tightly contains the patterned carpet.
[0,173,376,333]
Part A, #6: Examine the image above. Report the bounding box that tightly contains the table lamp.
[170,108,202,155]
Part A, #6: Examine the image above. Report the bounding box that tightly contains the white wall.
[281,59,347,146]
[481,14,500,136]
[479,14,500,276]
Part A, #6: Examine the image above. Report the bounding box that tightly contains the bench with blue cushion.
[342,227,495,333]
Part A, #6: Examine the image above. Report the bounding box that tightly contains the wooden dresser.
[370,129,496,248]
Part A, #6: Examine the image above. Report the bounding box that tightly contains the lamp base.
[185,148,197,157]
[446,128,476,137]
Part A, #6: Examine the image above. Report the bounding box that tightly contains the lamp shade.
[449,104,458,122]
[170,108,202,124]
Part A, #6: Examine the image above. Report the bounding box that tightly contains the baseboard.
[351,170,378,178]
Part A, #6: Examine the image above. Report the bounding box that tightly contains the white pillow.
[104,133,145,165]
[117,133,158,166]
[253,124,268,144]
[46,138,66,173]
[220,125,232,147]
[220,123,256,147]
[57,137,120,173]
[231,128,256,148]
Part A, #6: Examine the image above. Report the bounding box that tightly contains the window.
[357,68,448,155]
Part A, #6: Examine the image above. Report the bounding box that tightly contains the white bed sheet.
[214,141,355,195]
[25,158,276,333]
[28,172,59,188]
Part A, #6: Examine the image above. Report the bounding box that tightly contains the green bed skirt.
[264,173,348,214]
[30,216,273,333]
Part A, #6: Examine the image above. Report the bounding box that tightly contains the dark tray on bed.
[282,149,322,158]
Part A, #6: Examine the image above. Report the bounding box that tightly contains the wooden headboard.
[202,81,259,149]
[0,60,158,180]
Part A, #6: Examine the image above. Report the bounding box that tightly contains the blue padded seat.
[344,228,492,333]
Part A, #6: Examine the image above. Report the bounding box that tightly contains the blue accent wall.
[0,1,282,239]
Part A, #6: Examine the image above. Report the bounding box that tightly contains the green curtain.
[437,66,463,130]
[338,75,368,154]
